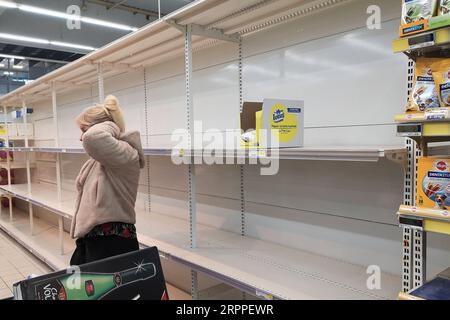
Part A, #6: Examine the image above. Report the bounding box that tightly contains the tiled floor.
[0,230,51,299]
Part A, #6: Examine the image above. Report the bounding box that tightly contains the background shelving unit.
[393,24,450,294]
[0,0,438,300]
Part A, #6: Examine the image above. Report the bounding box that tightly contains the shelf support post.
[22,99,34,234]
[52,82,63,204]
[97,63,105,103]
[191,270,199,300]
[401,59,427,292]
[184,24,197,250]
[52,82,64,254]
[3,105,12,221]
[3,106,11,189]
[143,68,151,215]
[238,37,246,238]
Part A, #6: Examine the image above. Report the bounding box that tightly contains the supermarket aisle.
[0,230,51,299]
[0,230,190,300]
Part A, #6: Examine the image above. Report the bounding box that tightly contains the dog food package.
[432,58,450,107]
[417,157,450,210]
[407,58,440,112]
[402,0,438,25]
[402,0,438,24]
[439,0,450,15]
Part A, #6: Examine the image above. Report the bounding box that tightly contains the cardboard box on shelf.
[240,99,304,149]
[417,156,450,210]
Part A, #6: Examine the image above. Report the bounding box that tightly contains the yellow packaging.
[431,58,450,107]
[417,156,450,209]
[407,58,440,112]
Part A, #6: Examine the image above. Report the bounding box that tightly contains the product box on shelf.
[417,156,450,210]
[400,19,430,37]
[12,247,168,300]
[240,98,304,149]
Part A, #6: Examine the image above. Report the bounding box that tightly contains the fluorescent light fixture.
[0,1,138,32]
[19,4,74,20]
[3,71,14,75]
[0,33,96,51]
[81,17,138,32]
[12,64,23,69]
[0,32,49,44]
[0,54,25,60]
[0,1,18,8]
[50,41,96,51]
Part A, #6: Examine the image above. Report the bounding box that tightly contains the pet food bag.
[439,0,450,15]
[432,58,450,107]
[407,58,440,112]
[417,157,450,210]
[402,0,438,24]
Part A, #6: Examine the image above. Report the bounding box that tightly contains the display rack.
[0,0,404,300]
[393,26,450,295]
[0,182,400,300]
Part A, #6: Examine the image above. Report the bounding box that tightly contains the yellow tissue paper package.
[407,58,440,112]
[417,157,450,210]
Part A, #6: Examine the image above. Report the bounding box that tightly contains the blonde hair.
[76,95,125,132]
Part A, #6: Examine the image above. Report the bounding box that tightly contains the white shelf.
[0,183,75,219]
[0,206,73,270]
[0,162,36,169]
[0,0,349,105]
[0,146,406,163]
[137,211,400,300]
[0,183,400,300]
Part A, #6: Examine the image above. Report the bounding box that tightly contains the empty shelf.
[0,206,74,270]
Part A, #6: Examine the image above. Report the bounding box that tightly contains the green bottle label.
[34,263,156,300]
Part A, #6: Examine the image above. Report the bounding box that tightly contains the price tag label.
[255,290,274,300]
[409,40,435,50]
[425,109,449,120]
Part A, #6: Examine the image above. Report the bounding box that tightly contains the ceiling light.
[12,65,23,69]
[0,33,96,51]
[3,71,14,75]
[0,32,49,44]
[19,5,75,20]
[0,54,25,60]
[0,1,138,32]
[50,41,96,51]
[81,17,138,32]
[0,1,18,8]
[0,63,4,68]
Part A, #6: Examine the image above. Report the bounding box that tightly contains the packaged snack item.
[407,58,440,112]
[417,157,450,210]
[431,58,450,107]
[439,0,450,15]
[402,0,438,24]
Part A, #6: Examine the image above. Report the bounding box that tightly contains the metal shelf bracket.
[168,21,240,43]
